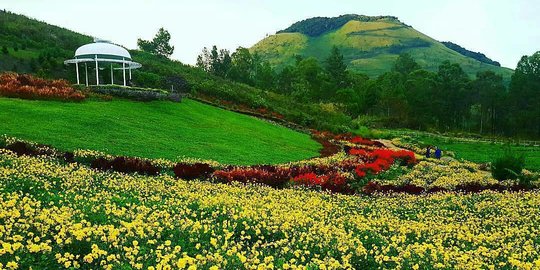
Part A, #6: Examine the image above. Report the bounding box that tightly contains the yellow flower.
[6,261,18,269]
[210,237,218,247]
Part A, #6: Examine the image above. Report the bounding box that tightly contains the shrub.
[5,141,39,156]
[173,163,214,180]
[91,157,160,176]
[213,167,291,188]
[491,148,525,181]
[90,85,169,101]
[0,72,85,101]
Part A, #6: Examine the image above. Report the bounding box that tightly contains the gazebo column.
[122,57,126,87]
[95,55,99,86]
[129,65,132,80]
[110,63,114,85]
[75,61,80,85]
[85,63,89,86]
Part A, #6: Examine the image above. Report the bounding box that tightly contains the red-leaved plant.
[0,72,85,101]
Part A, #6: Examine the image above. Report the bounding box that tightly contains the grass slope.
[0,97,320,165]
[251,17,514,80]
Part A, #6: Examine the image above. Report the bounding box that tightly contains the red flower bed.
[0,72,85,101]
[213,167,291,188]
[348,136,385,148]
[293,172,349,193]
[353,148,417,178]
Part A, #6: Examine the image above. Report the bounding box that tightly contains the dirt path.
[376,139,404,151]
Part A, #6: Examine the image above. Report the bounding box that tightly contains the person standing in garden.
[425,146,432,158]
[435,147,442,159]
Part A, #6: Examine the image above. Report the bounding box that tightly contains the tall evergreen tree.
[392,53,420,75]
[229,47,254,85]
[436,61,471,129]
[509,51,540,137]
[471,71,506,134]
[137,28,174,58]
[324,46,349,89]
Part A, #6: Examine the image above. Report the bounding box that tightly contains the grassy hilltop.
[251,14,513,79]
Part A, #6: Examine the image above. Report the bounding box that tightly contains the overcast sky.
[1,0,539,68]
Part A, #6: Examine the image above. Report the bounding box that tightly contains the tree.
[229,47,254,85]
[295,57,325,101]
[470,71,506,134]
[276,66,296,94]
[220,49,232,77]
[436,61,471,130]
[254,61,275,90]
[196,47,211,71]
[392,53,420,75]
[324,46,349,89]
[509,52,540,137]
[377,71,407,120]
[404,69,438,128]
[2,46,8,54]
[137,27,175,58]
[210,45,221,75]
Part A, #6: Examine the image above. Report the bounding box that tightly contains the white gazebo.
[64,39,142,86]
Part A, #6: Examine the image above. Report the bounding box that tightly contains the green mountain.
[251,14,513,80]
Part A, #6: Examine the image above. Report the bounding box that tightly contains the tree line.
[197,45,540,138]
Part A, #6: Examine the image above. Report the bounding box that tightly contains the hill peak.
[278,14,402,37]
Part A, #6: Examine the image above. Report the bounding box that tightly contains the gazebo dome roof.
[75,40,132,60]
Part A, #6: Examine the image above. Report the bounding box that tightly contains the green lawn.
[0,97,321,165]
[403,133,540,171]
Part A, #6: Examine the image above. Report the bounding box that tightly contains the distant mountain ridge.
[251,14,513,80]
[442,41,501,66]
[278,14,402,37]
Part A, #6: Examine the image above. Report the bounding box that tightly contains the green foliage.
[278,14,399,37]
[442,41,501,66]
[137,28,175,58]
[196,46,232,78]
[470,71,507,134]
[324,46,349,89]
[229,47,257,85]
[492,147,525,181]
[2,46,8,55]
[509,52,540,137]
[392,53,420,75]
[0,98,321,165]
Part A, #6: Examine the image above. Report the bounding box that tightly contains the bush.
[0,72,85,101]
[173,163,214,180]
[91,156,160,176]
[90,85,169,101]
[491,148,525,181]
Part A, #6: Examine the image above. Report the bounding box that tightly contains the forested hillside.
[197,45,540,138]
[442,41,501,66]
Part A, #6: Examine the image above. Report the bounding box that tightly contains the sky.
[1,0,539,68]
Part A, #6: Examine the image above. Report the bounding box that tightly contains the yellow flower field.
[1,149,540,269]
